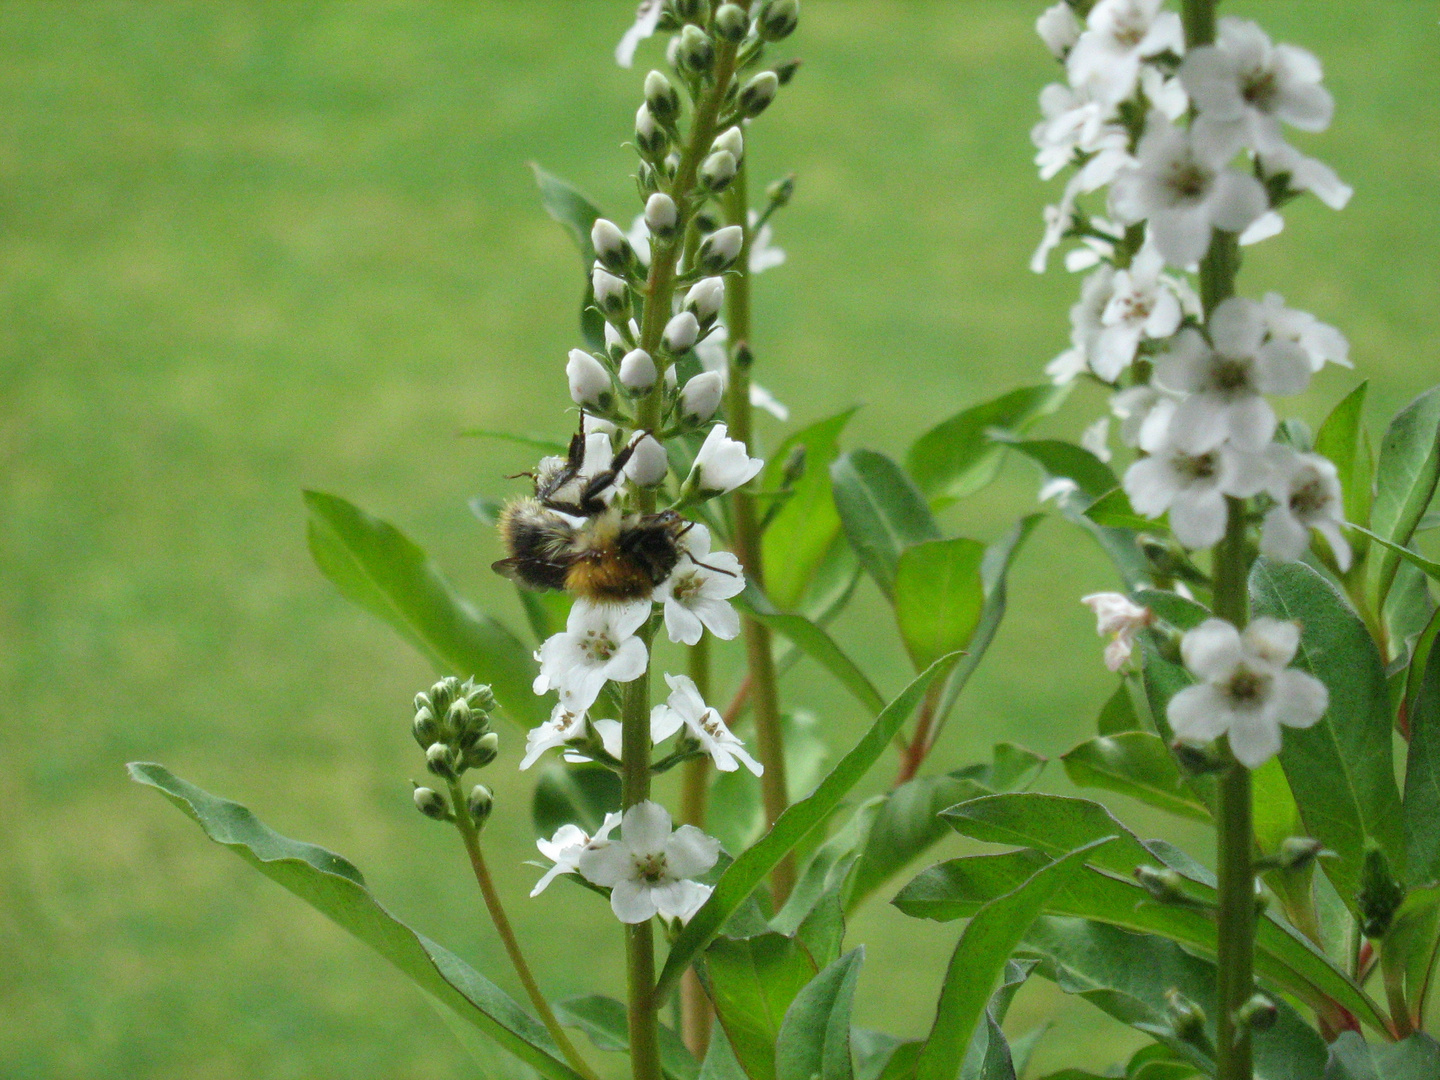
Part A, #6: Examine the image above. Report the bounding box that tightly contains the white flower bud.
[467,784,494,824]
[685,277,725,325]
[712,126,744,165]
[1035,2,1080,59]
[680,371,724,422]
[635,102,667,158]
[644,70,679,122]
[645,192,678,240]
[603,320,628,361]
[413,786,449,819]
[697,225,744,273]
[714,3,749,43]
[678,24,714,73]
[739,71,779,117]
[664,311,701,353]
[625,434,669,487]
[756,0,798,41]
[591,265,630,317]
[619,348,658,392]
[567,349,612,408]
[591,218,632,273]
[700,149,737,192]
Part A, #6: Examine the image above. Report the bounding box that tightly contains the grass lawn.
[2,2,1437,1077]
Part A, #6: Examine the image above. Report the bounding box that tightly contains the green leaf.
[764,408,859,611]
[1061,732,1212,822]
[1404,631,1440,885]
[1369,386,1440,610]
[1351,525,1440,583]
[775,949,864,1080]
[913,842,1108,1080]
[709,712,832,857]
[1001,438,1119,503]
[700,1029,751,1080]
[893,538,986,670]
[1315,381,1373,540]
[1251,558,1407,900]
[655,658,954,1000]
[906,385,1069,503]
[1096,682,1140,735]
[831,450,941,598]
[531,163,607,351]
[553,996,698,1080]
[1084,487,1155,532]
[1384,887,1440,1023]
[740,586,885,716]
[1133,589,1211,631]
[772,797,886,936]
[853,1032,922,1080]
[1324,1032,1440,1080]
[532,762,621,840]
[704,933,818,1080]
[795,888,846,970]
[128,763,584,1080]
[1021,918,1329,1080]
[1405,607,1440,737]
[303,490,544,725]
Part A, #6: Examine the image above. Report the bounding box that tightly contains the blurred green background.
[3,2,1437,1077]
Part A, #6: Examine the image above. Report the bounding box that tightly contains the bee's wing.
[491,557,529,582]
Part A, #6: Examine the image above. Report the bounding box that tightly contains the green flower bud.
[766,173,796,207]
[467,784,494,824]
[1165,989,1209,1048]
[1357,842,1405,939]
[678,24,714,73]
[644,70,680,123]
[1236,993,1278,1032]
[464,731,501,770]
[673,0,705,21]
[412,785,449,820]
[462,680,496,714]
[756,0,799,41]
[1134,865,1190,905]
[429,676,460,714]
[774,58,803,85]
[413,691,431,713]
[426,741,459,780]
[738,71,779,118]
[714,3,748,43]
[1277,836,1324,871]
[446,697,473,736]
[412,707,440,748]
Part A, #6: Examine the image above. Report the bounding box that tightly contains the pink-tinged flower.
[1081,592,1153,671]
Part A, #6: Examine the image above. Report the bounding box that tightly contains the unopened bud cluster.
[410,677,498,826]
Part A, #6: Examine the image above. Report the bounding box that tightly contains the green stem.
[679,636,714,1058]
[722,157,794,907]
[1381,942,1415,1039]
[448,783,599,1080]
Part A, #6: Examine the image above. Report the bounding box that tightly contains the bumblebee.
[492,426,692,603]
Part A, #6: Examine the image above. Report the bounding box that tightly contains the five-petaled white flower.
[1110,114,1267,268]
[1180,18,1333,159]
[654,524,745,645]
[534,599,651,713]
[1081,592,1153,671]
[1258,292,1350,372]
[652,673,763,775]
[1168,617,1328,769]
[1066,0,1184,107]
[689,423,764,495]
[1124,429,1267,549]
[1092,243,1185,381]
[1260,445,1351,570]
[1154,297,1311,452]
[530,814,621,897]
[519,703,590,771]
[577,801,720,924]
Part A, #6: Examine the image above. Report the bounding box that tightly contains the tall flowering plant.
[129,2,1440,1079]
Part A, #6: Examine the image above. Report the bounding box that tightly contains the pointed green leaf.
[894,538,986,670]
[914,843,1108,1080]
[128,763,584,1080]
[831,450,941,598]
[705,933,818,1080]
[531,163,607,350]
[1002,439,1119,503]
[740,586,885,715]
[1351,525,1440,583]
[655,658,955,1000]
[1251,558,1406,900]
[1084,487,1155,532]
[1097,682,1140,735]
[1324,1032,1440,1080]
[1061,732,1212,822]
[775,949,864,1080]
[1404,631,1440,885]
[1369,386,1440,609]
[906,385,1069,503]
[1315,381,1372,538]
[304,490,544,725]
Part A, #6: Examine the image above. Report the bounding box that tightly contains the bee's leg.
[689,556,739,578]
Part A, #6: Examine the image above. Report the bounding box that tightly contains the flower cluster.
[1035,2,1352,767]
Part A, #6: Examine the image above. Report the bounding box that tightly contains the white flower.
[713,126,744,164]
[680,371,725,423]
[1047,264,1114,384]
[1032,135,1134,273]
[591,218,630,268]
[530,814,622,897]
[519,704,590,771]
[1081,592,1152,671]
[1257,142,1352,211]
[577,801,720,924]
[566,349,612,409]
[1181,18,1333,159]
[1093,243,1184,381]
[1036,2,1081,60]
[1081,416,1112,464]
[689,423,764,495]
[562,711,669,765]
[619,348,657,392]
[1124,430,1268,548]
[615,0,662,68]
[1168,618,1328,768]
[1111,384,1179,452]
[1139,66,1190,122]
[748,210,787,274]
[652,673,763,775]
[1154,298,1311,452]
[654,524,745,644]
[624,433,668,488]
[1067,0,1184,106]
[1031,82,1121,182]
[1110,114,1268,267]
[1258,292,1349,371]
[534,600,651,713]
[1239,210,1285,246]
[1064,217,1125,272]
[1260,445,1351,570]
[699,226,744,273]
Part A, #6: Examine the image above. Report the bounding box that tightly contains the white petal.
[1222,395,1277,452]
[614,0,661,68]
[1170,488,1228,548]
[693,597,742,641]
[656,879,712,923]
[529,861,576,898]
[622,800,674,854]
[1150,206,1215,268]
[1124,457,1174,517]
[578,842,634,888]
[1245,618,1301,669]
[665,825,722,879]
[1228,711,1283,769]
[1169,395,1231,455]
[1254,340,1312,396]
[1168,684,1233,743]
[1208,170,1267,234]
[1270,669,1328,730]
[603,636,650,684]
[1260,505,1310,562]
[610,880,660,924]
[1182,619,1245,682]
[650,703,684,744]
[1315,519,1353,572]
[1208,297,1264,357]
[663,598,705,646]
